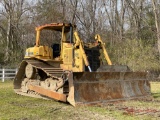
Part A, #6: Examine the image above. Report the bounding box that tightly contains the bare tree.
[125,0,144,39]
[69,0,78,24]
[0,0,29,63]
[61,0,67,22]
[152,0,160,53]
[119,0,126,41]
[73,0,100,42]
[103,0,126,43]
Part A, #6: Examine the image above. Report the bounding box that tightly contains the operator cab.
[51,43,60,58]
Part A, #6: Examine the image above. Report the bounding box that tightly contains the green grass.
[0,81,160,120]
[151,82,160,100]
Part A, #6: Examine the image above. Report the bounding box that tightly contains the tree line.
[0,0,159,71]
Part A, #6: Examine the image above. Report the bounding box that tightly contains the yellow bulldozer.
[14,23,151,106]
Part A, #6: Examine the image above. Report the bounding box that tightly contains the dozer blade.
[67,72,151,106]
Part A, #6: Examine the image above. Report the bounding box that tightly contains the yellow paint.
[24,23,112,72]
[36,30,40,46]
[74,31,90,67]
[95,34,112,65]
[24,46,53,60]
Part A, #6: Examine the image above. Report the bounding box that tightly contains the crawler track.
[26,59,64,78]
[14,59,69,101]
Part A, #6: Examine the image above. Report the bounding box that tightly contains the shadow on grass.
[152,93,160,98]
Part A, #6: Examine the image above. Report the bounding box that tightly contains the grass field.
[0,81,160,120]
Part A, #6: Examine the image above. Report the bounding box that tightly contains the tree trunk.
[5,15,11,62]
[152,0,160,54]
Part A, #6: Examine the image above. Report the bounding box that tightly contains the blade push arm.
[95,34,112,65]
[74,31,92,72]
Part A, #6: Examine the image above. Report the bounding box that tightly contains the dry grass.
[0,81,160,120]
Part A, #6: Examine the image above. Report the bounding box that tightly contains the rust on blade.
[28,84,67,102]
[72,72,151,104]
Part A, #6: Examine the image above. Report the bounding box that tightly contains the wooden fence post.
[2,68,5,82]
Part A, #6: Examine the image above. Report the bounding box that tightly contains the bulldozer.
[14,23,151,106]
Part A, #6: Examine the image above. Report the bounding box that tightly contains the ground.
[0,81,160,120]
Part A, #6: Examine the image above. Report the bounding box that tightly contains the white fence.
[0,69,17,82]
